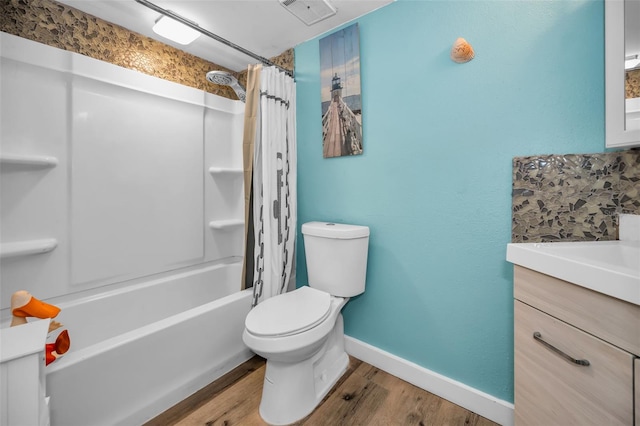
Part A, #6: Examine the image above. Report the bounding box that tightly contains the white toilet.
[242,221,370,425]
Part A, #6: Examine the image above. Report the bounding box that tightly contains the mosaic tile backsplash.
[512,150,640,243]
[1,0,293,99]
[627,69,640,99]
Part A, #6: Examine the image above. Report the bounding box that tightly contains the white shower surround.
[0,32,246,304]
[1,32,251,424]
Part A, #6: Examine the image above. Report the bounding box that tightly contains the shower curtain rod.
[134,0,294,77]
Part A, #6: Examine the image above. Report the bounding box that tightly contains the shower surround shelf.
[208,167,243,175]
[0,239,58,259]
[208,219,244,230]
[0,154,58,168]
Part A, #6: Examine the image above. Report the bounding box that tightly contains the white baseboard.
[345,336,514,426]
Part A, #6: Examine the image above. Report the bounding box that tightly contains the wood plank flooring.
[145,356,500,426]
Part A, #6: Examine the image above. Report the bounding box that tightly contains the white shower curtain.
[250,66,297,307]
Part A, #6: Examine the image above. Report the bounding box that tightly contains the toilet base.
[258,315,349,425]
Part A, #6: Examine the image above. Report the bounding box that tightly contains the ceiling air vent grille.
[278,0,337,26]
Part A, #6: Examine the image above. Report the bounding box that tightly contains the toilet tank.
[301,222,369,297]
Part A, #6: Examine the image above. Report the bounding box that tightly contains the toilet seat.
[245,286,331,337]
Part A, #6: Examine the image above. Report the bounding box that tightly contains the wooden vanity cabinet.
[636,358,640,426]
[513,266,640,426]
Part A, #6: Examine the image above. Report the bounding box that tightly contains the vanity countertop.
[507,240,640,306]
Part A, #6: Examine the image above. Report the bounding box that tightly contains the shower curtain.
[242,64,297,307]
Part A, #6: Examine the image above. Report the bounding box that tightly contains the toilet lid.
[245,286,332,337]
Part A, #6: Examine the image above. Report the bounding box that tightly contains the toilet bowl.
[242,222,370,425]
[243,287,349,424]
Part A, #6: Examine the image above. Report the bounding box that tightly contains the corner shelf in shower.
[0,154,58,168]
[208,219,244,231]
[0,239,58,259]
[208,167,243,176]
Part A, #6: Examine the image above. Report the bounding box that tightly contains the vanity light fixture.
[152,15,201,45]
[625,54,640,71]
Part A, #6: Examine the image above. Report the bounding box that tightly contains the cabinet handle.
[533,332,590,366]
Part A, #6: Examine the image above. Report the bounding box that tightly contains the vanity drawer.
[514,266,640,355]
[514,300,634,425]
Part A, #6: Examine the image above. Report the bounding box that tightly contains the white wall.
[0,33,245,316]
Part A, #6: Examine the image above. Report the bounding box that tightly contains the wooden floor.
[145,356,499,426]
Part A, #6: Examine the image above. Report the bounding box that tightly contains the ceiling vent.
[279,0,337,26]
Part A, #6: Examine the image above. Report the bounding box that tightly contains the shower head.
[206,70,237,86]
[206,70,246,103]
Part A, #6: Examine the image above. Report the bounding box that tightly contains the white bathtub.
[45,261,253,426]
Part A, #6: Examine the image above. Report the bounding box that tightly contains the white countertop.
[507,240,640,306]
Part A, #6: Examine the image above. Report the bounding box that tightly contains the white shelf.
[0,319,51,426]
[208,167,243,175]
[0,319,50,363]
[0,239,58,259]
[0,154,58,168]
[208,219,244,230]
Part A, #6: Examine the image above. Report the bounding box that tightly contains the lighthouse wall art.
[319,23,363,158]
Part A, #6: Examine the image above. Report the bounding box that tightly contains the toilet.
[242,221,370,425]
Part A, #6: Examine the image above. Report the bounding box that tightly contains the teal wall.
[294,0,604,402]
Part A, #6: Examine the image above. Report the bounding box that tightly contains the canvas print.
[320,23,363,158]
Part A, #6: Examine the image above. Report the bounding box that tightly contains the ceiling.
[56,0,394,72]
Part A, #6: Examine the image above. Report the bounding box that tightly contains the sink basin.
[507,240,640,306]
